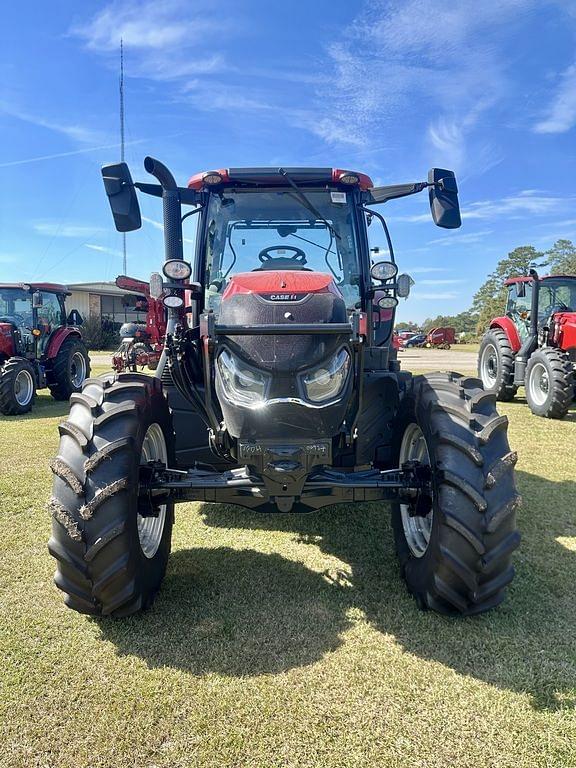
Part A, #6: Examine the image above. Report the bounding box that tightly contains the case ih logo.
[261,293,304,302]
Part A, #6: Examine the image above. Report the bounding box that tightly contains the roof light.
[339,173,360,185]
[203,172,223,186]
[163,260,192,281]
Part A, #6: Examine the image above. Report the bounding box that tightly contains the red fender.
[489,317,521,353]
[45,327,82,360]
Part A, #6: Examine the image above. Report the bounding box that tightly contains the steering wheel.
[258,246,307,265]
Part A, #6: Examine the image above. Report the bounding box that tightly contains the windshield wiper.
[278,168,341,241]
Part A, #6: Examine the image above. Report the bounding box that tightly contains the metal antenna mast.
[120,38,127,275]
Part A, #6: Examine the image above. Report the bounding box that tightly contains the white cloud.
[72,1,229,82]
[0,102,107,145]
[411,291,459,300]
[33,222,105,238]
[428,229,493,246]
[534,62,576,134]
[463,191,576,220]
[0,138,147,168]
[73,1,217,51]
[85,244,123,257]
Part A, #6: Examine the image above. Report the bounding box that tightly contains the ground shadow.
[99,471,576,709]
[0,398,71,421]
[97,547,350,677]
[196,470,576,710]
[506,392,576,423]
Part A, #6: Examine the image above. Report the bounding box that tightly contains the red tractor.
[48,158,520,619]
[478,271,576,418]
[112,275,166,373]
[0,283,90,415]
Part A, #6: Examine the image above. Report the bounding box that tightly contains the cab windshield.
[0,288,32,325]
[202,189,361,314]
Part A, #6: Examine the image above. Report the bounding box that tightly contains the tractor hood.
[214,271,353,440]
[553,311,576,355]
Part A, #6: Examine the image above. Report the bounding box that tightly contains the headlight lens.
[301,349,350,403]
[217,349,269,406]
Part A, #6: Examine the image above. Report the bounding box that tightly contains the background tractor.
[0,283,90,415]
[112,274,166,373]
[478,271,576,418]
[48,158,520,619]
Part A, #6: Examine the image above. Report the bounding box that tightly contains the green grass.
[1,364,575,767]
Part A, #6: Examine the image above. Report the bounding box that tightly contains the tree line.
[396,239,576,337]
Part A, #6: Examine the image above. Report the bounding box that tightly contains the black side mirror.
[32,290,43,308]
[101,162,142,232]
[428,168,461,229]
[67,309,83,326]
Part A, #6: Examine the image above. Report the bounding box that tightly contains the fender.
[44,327,82,360]
[490,316,521,353]
[0,322,16,359]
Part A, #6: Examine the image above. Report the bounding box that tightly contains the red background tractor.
[478,271,576,417]
[111,275,166,372]
[0,283,90,415]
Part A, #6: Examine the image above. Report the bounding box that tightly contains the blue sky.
[1,0,576,323]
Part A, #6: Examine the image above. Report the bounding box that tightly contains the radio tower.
[120,38,127,275]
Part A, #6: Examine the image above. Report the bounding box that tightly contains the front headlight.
[301,349,350,403]
[217,349,269,406]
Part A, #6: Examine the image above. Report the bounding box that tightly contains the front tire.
[49,337,90,401]
[48,373,175,616]
[525,348,574,419]
[478,329,517,401]
[392,372,521,616]
[0,357,36,415]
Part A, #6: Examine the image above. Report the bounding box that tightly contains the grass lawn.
[450,343,480,353]
[1,363,575,767]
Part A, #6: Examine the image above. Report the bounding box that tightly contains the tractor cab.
[505,275,576,338]
[0,283,89,415]
[0,283,68,361]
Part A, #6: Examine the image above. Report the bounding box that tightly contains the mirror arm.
[364,181,430,204]
[134,182,201,206]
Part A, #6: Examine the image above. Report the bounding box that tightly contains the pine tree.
[472,245,543,333]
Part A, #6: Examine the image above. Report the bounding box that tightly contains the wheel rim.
[70,352,87,388]
[14,369,34,406]
[399,423,433,558]
[480,343,499,388]
[138,424,167,559]
[528,362,550,406]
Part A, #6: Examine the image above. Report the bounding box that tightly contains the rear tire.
[525,347,574,419]
[392,372,521,616]
[0,357,36,415]
[48,373,175,616]
[478,329,517,401]
[49,337,90,401]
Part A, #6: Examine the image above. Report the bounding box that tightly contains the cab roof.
[0,282,70,295]
[188,167,373,191]
[504,274,576,285]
